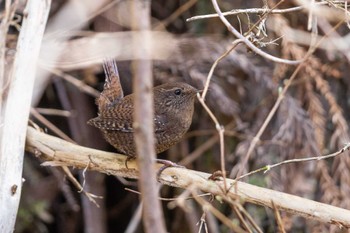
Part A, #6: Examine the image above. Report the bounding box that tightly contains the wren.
[87,60,198,158]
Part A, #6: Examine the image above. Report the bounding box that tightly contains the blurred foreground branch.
[25,126,350,228]
[131,0,166,232]
[0,0,51,232]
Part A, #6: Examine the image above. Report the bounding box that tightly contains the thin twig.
[35,107,72,117]
[154,0,197,30]
[232,205,253,233]
[197,93,227,192]
[30,108,75,142]
[272,201,286,233]
[125,201,143,233]
[201,39,243,100]
[48,68,100,98]
[210,0,302,64]
[29,111,102,206]
[195,40,246,192]
[235,142,350,181]
[125,187,211,201]
[218,193,263,232]
[235,203,263,233]
[191,188,246,233]
[197,212,208,233]
[186,1,343,22]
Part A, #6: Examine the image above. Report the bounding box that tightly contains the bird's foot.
[208,170,225,181]
[156,159,185,179]
[125,157,185,178]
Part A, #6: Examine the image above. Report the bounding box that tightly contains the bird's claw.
[156,159,185,179]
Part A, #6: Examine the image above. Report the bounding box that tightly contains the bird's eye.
[174,89,182,95]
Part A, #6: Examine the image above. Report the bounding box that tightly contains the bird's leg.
[156,159,185,179]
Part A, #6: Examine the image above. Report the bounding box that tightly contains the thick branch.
[25,126,350,228]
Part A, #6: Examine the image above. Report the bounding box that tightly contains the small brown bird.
[88,60,198,159]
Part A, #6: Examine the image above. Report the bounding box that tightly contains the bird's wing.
[88,114,168,133]
[87,116,133,132]
[89,97,134,131]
